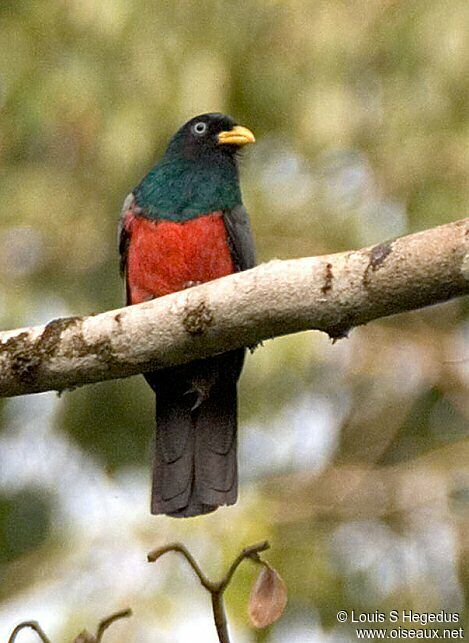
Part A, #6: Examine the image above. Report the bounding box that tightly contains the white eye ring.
[193,121,207,135]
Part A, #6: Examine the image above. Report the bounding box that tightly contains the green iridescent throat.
[133,155,242,221]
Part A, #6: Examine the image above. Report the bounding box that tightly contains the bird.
[118,113,256,518]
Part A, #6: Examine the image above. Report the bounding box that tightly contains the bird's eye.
[193,121,207,135]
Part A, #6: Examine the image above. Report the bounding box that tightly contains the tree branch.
[0,218,467,397]
[95,609,132,642]
[8,621,51,643]
[147,541,270,643]
[7,609,132,643]
[147,543,214,590]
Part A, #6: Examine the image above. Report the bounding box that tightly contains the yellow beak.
[217,125,256,147]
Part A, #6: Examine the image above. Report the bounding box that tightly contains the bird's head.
[165,113,255,162]
[134,113,255,217]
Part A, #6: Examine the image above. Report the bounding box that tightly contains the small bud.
[248,564,287,628]
[73,630,96,643]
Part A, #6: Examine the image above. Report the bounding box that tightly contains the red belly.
[125,212,235,304]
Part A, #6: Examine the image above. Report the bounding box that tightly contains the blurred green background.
[1,1,468,641]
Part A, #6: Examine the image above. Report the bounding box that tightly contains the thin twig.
[8,609,132,643]
[148,543,213,589]
[8,621,51,643]
[148,540,270,643]
[219,541,270,591]
[211,592,230,643]
[95,608,132,642]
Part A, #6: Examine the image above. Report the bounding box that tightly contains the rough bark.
[0,217,467,398]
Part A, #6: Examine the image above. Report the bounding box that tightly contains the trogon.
[118,113,256,518]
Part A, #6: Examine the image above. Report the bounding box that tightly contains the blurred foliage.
[0,0,468,641]
[60,376,154,469]
[0,488,51,566]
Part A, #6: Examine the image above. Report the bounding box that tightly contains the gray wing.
[118,192,135,279]
[223,204,256,272]
[118,192,144,303]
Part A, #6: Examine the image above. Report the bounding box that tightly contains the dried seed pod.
[248,564,287,628]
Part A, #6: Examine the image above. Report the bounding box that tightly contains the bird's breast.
[125,212,235,304]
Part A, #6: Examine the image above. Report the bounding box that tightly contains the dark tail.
[150,375,238,518]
